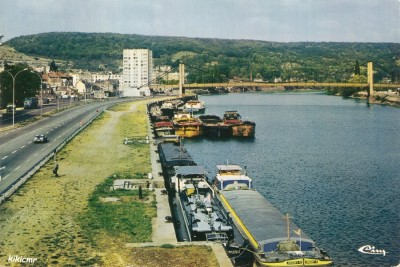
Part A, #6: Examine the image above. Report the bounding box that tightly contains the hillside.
[0,44,64,69]
[5,32,400,83]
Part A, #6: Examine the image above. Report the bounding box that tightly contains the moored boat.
[154,116,174,137]
[171,165,233,241]
[161,99,183,118]
[149,105,162,121]
[179,99,206,114]
[198,115,231,138]
[223,111,256,137]
[213,164,333,267]
[173,112,203,138]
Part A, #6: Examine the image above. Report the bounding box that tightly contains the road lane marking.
[2,156,8,160]
[21,145,26,149]
[25,159,31,163]
[15,166,21,171]
[12,150,17,154]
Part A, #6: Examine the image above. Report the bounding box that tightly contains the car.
[34,134,48,143]
[6,104,16,113]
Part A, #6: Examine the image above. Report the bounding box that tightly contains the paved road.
[0,99,83,127]
[0,98,132,195]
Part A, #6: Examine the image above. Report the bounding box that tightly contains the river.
[182,92,400,267]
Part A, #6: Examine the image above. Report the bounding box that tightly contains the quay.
[126,101,233,267]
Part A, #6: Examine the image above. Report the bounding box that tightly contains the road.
[0,98,82,127]
[0,98,132,196]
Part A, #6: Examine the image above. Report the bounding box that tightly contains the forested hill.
[5,32,400,83]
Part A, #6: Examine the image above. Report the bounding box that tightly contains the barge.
[179,99,206,114]
[172,112,203,138]
[198,115,231,138]
[214,164,333,267]
[153,116,174,137]
[223,111,256,138]
[172,166,233,241]
[157,141,196,189]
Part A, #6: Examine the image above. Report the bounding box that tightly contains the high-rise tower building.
[122,49,153,89]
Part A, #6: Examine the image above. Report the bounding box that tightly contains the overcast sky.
[0,0,399,43]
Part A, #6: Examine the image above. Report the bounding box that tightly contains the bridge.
[150,62,400,97]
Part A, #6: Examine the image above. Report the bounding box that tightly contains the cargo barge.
[157,140,233,242]
[213,164,333,267]
[198,115,231,138]
[223,111,256,138]
[171,165,233,241]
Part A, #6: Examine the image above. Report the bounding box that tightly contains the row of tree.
[6,32,400,84]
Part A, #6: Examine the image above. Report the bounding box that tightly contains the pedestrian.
[53,162,59,177]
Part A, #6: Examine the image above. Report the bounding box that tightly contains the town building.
[121,49,153,96]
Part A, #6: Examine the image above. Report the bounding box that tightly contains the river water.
[183,92,399,267]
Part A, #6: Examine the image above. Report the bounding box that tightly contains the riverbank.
[0,99,221,266]
[353,91,400,107]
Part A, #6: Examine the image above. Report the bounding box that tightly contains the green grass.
[78,175,157,244]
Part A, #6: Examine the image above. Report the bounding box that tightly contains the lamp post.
[4,68,28,127]
[31,71,43,117]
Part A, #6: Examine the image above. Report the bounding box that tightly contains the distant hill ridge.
[5,32,400,83]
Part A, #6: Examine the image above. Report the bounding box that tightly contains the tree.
[354,60,361,75]
[49,60,58,72]
[0,64,40,107]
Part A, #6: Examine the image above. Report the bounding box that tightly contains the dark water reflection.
[183,92,400,267]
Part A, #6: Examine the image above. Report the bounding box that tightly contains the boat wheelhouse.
[214,164,253,190]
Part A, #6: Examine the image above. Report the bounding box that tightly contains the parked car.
[34,134,48,143]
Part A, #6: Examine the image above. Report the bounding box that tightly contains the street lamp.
[31,71,43,117]
[4,68,28,127]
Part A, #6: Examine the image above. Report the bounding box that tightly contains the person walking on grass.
[53,162,59,177]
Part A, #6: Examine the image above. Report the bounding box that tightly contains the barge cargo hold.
[172,166,233,241]
[157,142,196,185]
[198,115,231,138]
[218,189,333,266]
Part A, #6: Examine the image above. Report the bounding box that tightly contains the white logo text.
[358,245,387,256]
[7,255,38,264]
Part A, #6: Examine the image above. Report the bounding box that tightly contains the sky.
[0,0,399,43]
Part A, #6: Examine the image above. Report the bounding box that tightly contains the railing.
[151,81,400,90]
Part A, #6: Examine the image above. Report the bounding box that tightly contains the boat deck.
[220,189,314,252]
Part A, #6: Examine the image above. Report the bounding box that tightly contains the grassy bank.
[0,99,217,266]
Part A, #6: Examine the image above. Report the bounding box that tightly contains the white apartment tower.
[122,49,153,89]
